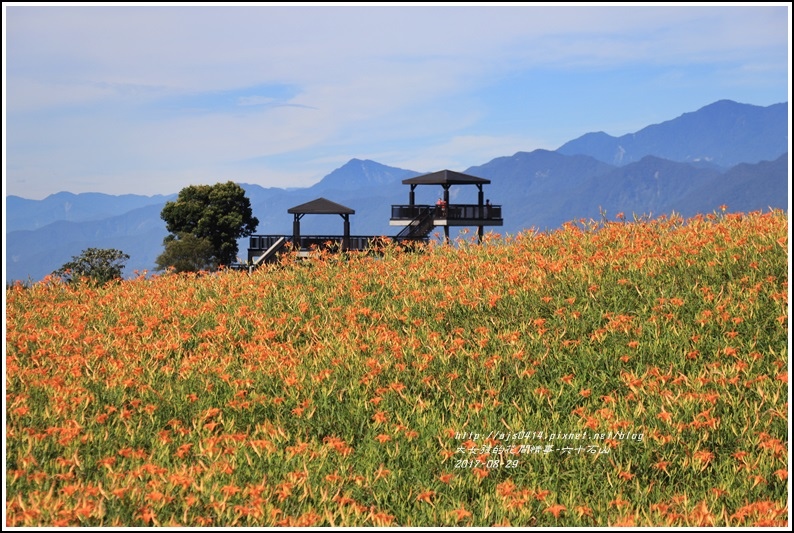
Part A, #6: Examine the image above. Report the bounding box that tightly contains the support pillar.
[293,214,302,250]
[443,184,451,242]
[342,214,350,251]
[478,185,484,244]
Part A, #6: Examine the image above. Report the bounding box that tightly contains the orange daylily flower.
[472,467,489,479]
[374,464,391,480]
[416,490,435,504]
[575,505,593,518]
[438,472,455,484]
[617,470,634,481]
[450,507,472,521]
[544,504,566,518]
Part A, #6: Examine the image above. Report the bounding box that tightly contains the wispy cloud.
[4,4,789,198]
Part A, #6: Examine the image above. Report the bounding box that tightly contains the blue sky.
[3,3,790,200]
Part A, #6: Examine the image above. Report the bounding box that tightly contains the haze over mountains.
[5,99,789,283]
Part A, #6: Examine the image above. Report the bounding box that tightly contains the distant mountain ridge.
[465,150,787,233]
[6,191,175,233]
[557,100,788,168]
[5,99,788,283]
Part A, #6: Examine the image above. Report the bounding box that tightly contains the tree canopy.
[158,181,259,270]
[154,232,217,273]
[53,248,130,285]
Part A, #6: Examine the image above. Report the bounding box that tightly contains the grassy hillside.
[5,208,789,527]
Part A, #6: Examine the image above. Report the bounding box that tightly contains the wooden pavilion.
[245,170,503,268]
[389,169,503,241]
[288,197,355,251]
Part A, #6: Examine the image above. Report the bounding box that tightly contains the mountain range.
[5,99,789,284]
[557,99,788,167]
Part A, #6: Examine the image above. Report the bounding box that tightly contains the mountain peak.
[311,159,420,192]
[700,99,740,108]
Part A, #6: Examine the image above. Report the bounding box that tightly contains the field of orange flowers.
[5,209,789,527]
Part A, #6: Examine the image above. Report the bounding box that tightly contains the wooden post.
[478,185,484,243]
[342,214,350,251]
[293,214,302,250]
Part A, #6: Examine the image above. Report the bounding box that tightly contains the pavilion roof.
[402,169,491,186]
[287,197,355,215]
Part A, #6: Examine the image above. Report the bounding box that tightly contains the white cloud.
[10,5,786,102]
[4,4,789,198]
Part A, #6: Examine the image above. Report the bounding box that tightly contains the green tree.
[158,181,259,270]
[155,232,217,273]
[53,248,130,285]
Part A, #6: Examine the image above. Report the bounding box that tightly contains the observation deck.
[245,169,503,269]
[389,170,503,240]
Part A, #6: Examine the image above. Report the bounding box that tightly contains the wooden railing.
[248,234,421,253]
[391,203,502,221]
